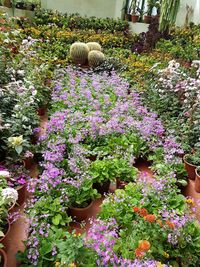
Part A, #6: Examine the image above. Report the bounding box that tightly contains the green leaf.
[0,231,4,237]
[52,214,62,225]
[15,145,23,154]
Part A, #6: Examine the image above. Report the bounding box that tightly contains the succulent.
[88,51,105,68]
[70,42,89,65]
[86,42,102,52]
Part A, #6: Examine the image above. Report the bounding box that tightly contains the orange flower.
[139,208,148,217]
[133,207,140,213]
[156,219,163,227]
[166,221,175,229]
[135,248,144,258]
[139,240,151,251]
[144,214,156,223]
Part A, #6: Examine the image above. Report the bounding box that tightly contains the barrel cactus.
[88,51,105,68]
[86,42,102,52]
[70,42,89,65]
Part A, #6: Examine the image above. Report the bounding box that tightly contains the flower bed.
[16,68,199,266]
[0,9,200,267]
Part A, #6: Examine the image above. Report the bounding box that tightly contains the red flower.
[135,248,144,258]
[166,221,175,229]
[133,207,140,213]
[139,208,148,217]
[139,240,151,251]
[144,214,156,223]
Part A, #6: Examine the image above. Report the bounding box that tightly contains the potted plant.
[130,0,139,23]
[90,159,117,194]
[15,0,25,9]
[68,179,100,222]
[3,163,29,206]
[195,166,200,193]
[144,0,153,23]
[0,189,11,244]
[115,159,138,189]
[55,231,97,266]
[122,0,132,21]
[183,150,200,180]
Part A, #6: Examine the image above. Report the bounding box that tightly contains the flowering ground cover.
[0,9,200,267]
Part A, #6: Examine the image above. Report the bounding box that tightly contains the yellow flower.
[8,135,23,148]
[55,262,60,267]
[156,262,163,267]
[186,198,195,205]
[163,251,169,258]
[69,263,76,267]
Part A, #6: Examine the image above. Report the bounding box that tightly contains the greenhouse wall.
[41,0,124,19]
[176,0,200,26]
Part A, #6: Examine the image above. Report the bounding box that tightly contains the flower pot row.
[183,155,200,193]
[126,14,159,23]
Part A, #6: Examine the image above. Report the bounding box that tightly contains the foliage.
[159,0,180,32]
[66,179,100,208]
[185,150,200,166]
[55,231,97,267]
[34,9,129,33]
[90,158,138,184]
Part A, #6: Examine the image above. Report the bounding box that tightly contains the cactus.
[86,42,102,52]
[88,51,105,68]
[70,42,89,65]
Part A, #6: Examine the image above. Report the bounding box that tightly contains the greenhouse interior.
[0,0,200,266]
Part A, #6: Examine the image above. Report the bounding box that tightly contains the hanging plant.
[159,0,180,32]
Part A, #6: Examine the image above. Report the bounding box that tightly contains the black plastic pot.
[15,2,25,9]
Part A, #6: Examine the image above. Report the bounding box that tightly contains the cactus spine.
[70,42,89,65]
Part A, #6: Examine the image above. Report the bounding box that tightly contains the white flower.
[0,171,10,178]
[32,90,37,96]
[17,70,25,76]
[2,188,18,205]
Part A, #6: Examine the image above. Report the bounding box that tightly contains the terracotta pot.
[37,107,47,116]
[195,169,200,193]
[125,14,131,21]
[183,155,197,180]
[69,201,93,222]
[0,249,7,267]
[143,15,152,24]
[93,180,110,195]
[0,220,11,244]
[16,184,26,206]
[23,158,34,170]
[131,15,139,23]
[116,178,128,189]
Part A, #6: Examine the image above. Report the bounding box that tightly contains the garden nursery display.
[0,1,200,267]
